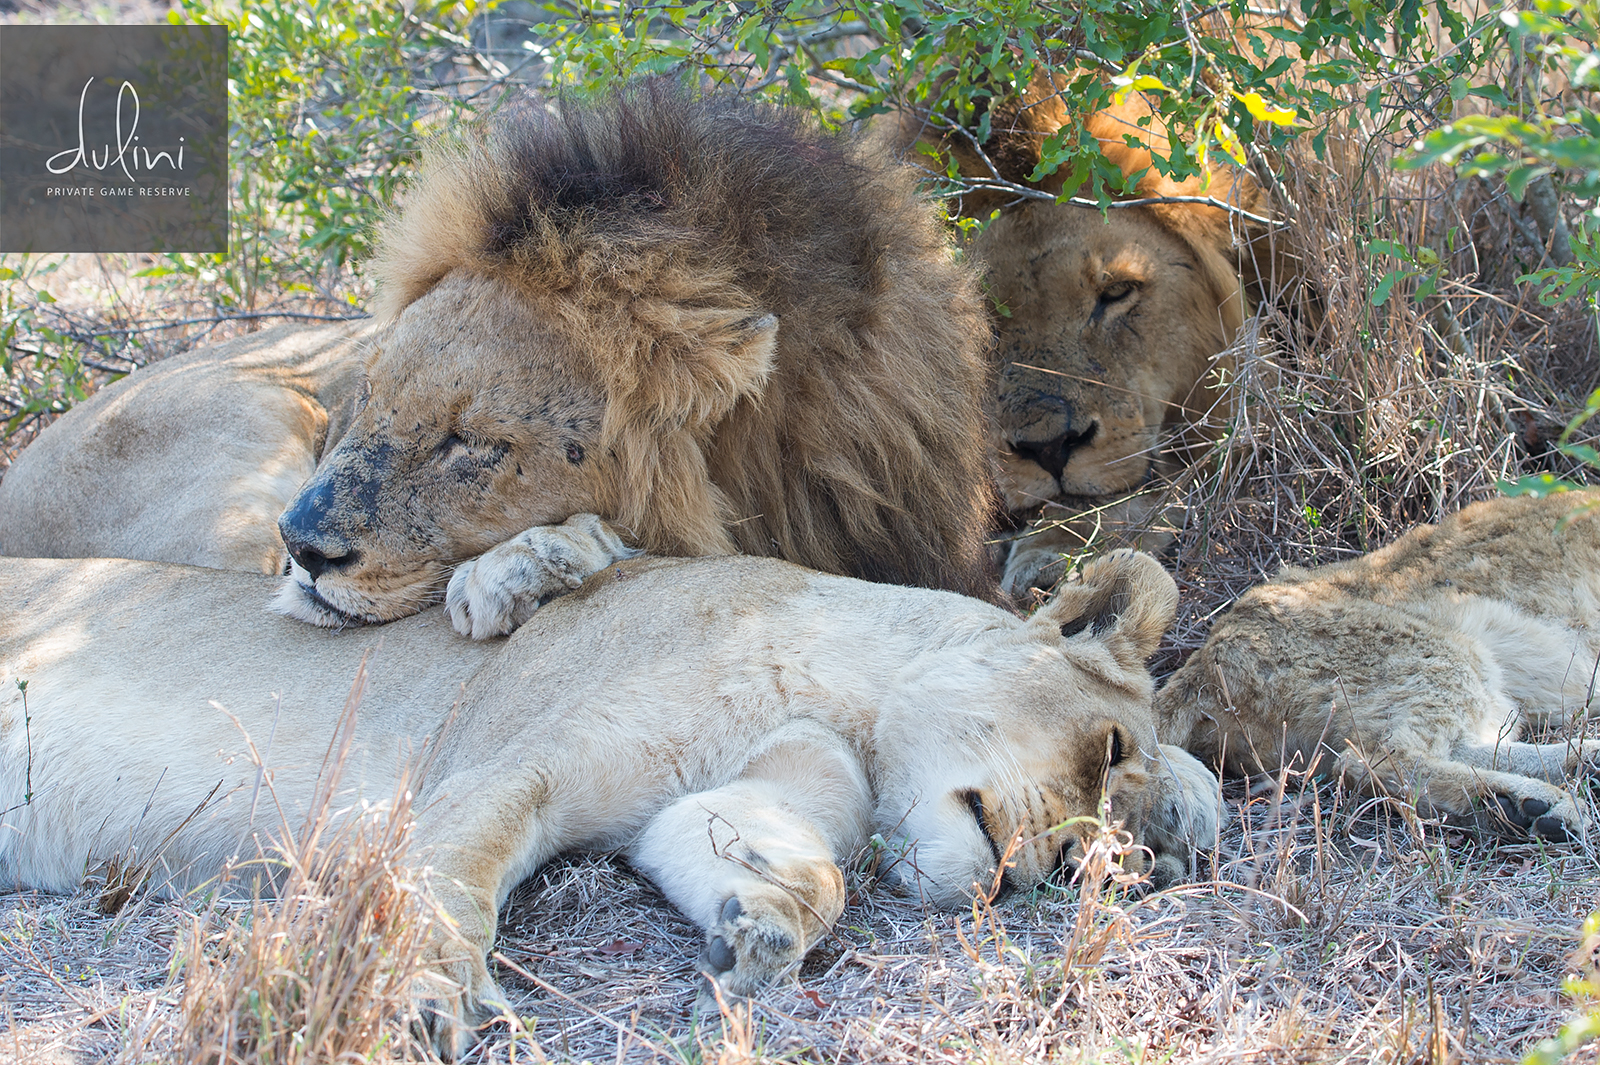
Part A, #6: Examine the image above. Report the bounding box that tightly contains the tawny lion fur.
[0,322,370,575]
[1158,492,1600,840]
[270,83,999,631]
[0,549,1217,1058]
[898,76,1267,594]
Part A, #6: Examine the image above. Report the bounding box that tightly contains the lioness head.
[979,200,1248,511]
[898,75,1259,515]
[877,550,1218,901]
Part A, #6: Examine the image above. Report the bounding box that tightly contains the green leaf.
[1500,472,1579,497]
[1370,268,1407,306]
[1561,442,1600,467]
[1366,238,1413,261]
[1467,84,1511,107]
[1506,164,1547,201]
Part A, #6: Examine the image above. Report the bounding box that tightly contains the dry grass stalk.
[153,661,441,1065]
[1142,123,1600,673]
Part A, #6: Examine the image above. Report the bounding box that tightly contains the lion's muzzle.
[278,473,360,580]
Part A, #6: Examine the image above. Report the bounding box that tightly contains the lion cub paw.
[1480,789,1587,842]
[446,514,637,639]
[696,889,822,1007]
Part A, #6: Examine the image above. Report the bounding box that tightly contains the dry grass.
[1120,125,1600,671]
[148,665,442,1065]
[4,6,1600,1065]
[2,664,452,1065]
[3,767,1594,1064]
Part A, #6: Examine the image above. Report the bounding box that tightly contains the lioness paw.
[1001,544,1073,598]
[697,891,814,1005]
[446,515,637,639]
[411,944,512,1061]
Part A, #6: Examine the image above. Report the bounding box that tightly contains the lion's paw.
[696,890,815,1007]
[411,947,511,1061]
[1140,744,1222,886]
[1001,545,1074,599]
[1471,780,1588,842]
[446,514,637,639]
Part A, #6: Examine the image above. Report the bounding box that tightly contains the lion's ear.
[1039,550,1177,667]
[599,309,778,557]
[600,309,778,434]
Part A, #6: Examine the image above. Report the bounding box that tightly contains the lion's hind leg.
[626,722,872,1005]
[1335,748,1588,842]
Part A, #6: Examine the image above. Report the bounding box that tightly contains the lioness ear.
[600,309,778,556]
[1040,550,1177,665]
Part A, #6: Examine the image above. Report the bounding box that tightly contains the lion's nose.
[278,481,359,580]
[285,542,359,580]
[1010,423,1097,482]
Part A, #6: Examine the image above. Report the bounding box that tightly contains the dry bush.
[1140,125,1600,669]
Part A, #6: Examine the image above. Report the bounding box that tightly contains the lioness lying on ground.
[0,321,370,575]
[0,549,1218,1057]
[1157,491,1600,839]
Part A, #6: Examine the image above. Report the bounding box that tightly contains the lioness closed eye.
[1,549,1216,1058]
[1159,491,1600,840]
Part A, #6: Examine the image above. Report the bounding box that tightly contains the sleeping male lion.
[1,549,1218,1057]
[1158,492,1600,840]
[0,81,997,629]
[269,79,1000,632]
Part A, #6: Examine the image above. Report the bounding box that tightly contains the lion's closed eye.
[434,432,471,459]
[435,432,507,464]
[1099,280,1138,303]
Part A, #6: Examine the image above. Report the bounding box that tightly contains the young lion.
[0,549,1217,1058]
[1158,491,1600,839]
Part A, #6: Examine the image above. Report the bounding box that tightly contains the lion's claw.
[1481,789,1583,841]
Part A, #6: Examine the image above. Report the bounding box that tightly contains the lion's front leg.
[626,723,872,1001]
[1338,749,1590,842]
[411,875,514,1061]
[408,766,559,1059]
[446,514,639,639]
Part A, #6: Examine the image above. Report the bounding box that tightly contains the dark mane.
[371,81,1000,600]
